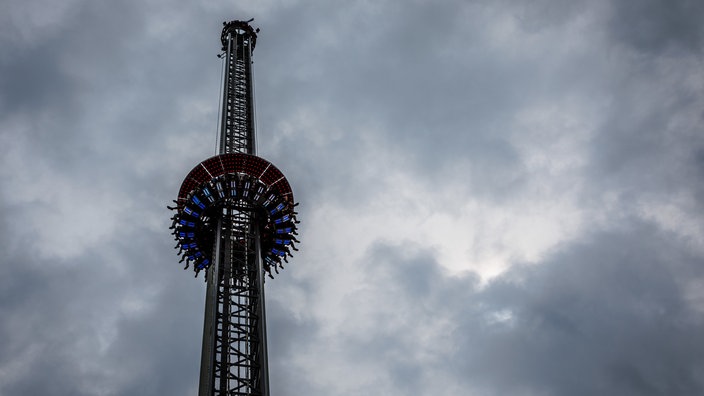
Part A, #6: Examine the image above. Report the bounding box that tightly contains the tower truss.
[168,20,300,396]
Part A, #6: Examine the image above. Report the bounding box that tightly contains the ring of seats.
[170,153,298,277]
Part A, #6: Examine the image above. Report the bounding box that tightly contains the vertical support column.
[199,19,268,396]
[254,224,270,396]
[198,220,222,396]
[218,24,257,156]
[218,34,233,155]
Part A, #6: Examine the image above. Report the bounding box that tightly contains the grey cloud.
[607,0,704,54]
[328,223,704,395]
[0,218,205,395]
[457,225,704,395]
[255,2,535,204]
[1,1,703,395]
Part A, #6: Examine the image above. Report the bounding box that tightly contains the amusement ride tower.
[169,19,299,396]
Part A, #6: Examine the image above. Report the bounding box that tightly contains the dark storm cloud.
[0,198,204,395]
[0,0,225,178]
[255,1,531,186]
[580,46,704,223]
[312,223,704,395]
[0,3,213,394]
[606,0,704,54]
[1,0,703,395]
[456,225,704,395]
[0,41,75,114]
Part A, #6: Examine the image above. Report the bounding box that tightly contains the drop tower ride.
[168,19,300,396]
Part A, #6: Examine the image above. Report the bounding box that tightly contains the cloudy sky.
[2,0,704,395]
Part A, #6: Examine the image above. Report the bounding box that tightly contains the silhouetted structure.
[169,19,299,396]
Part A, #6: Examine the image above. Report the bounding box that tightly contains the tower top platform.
[221,19,259,51]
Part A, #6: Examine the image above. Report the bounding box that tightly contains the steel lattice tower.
[169,19,300,396]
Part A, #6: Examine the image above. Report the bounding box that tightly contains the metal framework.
[219,20,256,155]
[169,19,299,396]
